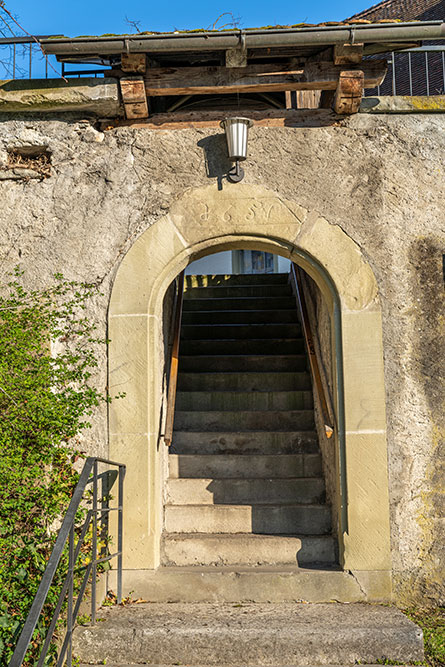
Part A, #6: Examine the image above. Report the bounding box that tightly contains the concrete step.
[169,454,322,479]
[73,602,424,663]
[180,338,305,355]
[174,410,315,432]
[178,355,307,373]
[182,309,298,325]
[166,477,325,506]
[185,273,289,287]
[184,285,292,299]
[177,371,311,391]
[164,503,331,534]
[170,431,319,455]
[182,295,296,311]
[181,322,301,339]
[161,533,337,566]
[175,390,313,411]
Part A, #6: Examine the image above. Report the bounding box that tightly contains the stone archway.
[108,184,392,600]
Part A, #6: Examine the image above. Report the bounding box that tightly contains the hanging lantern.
[220,117,254,183]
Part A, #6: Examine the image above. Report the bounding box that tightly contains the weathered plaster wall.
[0,112,443,605]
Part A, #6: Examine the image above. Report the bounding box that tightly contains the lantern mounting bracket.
[228,160,244,183]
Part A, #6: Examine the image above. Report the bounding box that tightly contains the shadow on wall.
[197,134,232,189]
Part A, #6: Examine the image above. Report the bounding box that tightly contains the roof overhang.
[40,21,445,59]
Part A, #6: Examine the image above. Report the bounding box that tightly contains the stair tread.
[184,308,297,314]
[171,432,318,441]
[182,320,298,328]
[169,451,320,455]
[176,389,311,394]
[167,503,329,508]
[178,371,309,376]
[164,532,335,539]
[180,352,305,357]
[168,476,324,481]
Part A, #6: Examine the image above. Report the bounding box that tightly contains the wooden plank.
[164,270,185,447]
[291,264,335,439]
[333,70,364,115]
[144,60,387,96]
[119,76,149,119]
[295,91,321,109]
[121,53,146,74]
[101,108,342,131]
[333,43,364,65]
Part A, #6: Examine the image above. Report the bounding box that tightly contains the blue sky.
[12,1,374,37]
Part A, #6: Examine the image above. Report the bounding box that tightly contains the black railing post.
[9,457,125,667]
[91,460,98,624]
[117,464,125,604]
[67,525,74,667]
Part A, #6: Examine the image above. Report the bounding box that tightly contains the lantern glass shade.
[220,117,254,161]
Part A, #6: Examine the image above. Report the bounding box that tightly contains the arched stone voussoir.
[293,213,379,312]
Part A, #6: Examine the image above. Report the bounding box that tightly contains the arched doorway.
[108,183,392,601]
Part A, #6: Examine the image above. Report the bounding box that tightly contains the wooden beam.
[144,60,386,96]
[121,53,146,74]
[119,77,149,119]
[333,43,364,65]
[226,46,247,68]
[333,70,364,115]
[101,108,343,132]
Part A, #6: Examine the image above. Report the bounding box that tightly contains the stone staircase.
[72,273,426,666]
[162,273,338,579]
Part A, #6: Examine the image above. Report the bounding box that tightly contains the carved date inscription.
[198,199,290,226]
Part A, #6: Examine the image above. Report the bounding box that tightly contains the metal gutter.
[40,21,445,55]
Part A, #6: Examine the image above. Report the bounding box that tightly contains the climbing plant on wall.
[0,269,111,665]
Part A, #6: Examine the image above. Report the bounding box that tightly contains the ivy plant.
[0,269,113,666]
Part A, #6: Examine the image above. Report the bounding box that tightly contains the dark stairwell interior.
[162,271,338,569]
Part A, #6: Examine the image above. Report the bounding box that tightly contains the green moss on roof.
[42,18,407,41]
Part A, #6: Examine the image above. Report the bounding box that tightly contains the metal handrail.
[164,270,185,447]
[291,263,335,439]
[9,456,125,667]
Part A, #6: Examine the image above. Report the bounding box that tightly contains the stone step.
[164,504,331,534]
[182,295,296,311]
[175,390,313,411]
[177,371,311,391]
[101,569,368,605]
[180,337,305,356]
[179,354,307,373]
[169,454,322,479]
[181,322,301,339]
[170,431,319,455]
[185,273,289,288]
[73,602,424,663]
[183,285,292,299]
[79,664,393,666]
[182,309,298,325]
[161,533,337,566]
[174,410,315,432]
[166,477,325,506]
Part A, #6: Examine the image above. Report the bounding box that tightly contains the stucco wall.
[0,111,443,605]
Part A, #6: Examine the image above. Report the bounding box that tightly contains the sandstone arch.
[109,183,391,599]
